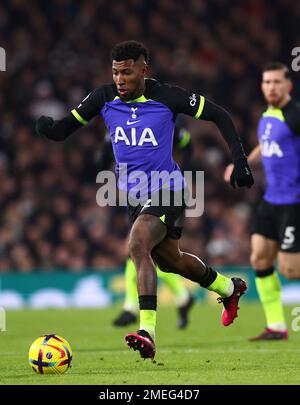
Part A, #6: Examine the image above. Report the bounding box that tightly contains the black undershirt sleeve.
[161,84,246,161]
[200,98,246,161]
[42,114,82,141]
[284,101,300,135]
[39,86,107,141]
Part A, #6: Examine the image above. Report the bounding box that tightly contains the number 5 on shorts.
[281,226,295,250]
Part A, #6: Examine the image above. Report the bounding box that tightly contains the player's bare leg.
[113,256,195,329]
[152,238,247,327]
[278,252,300,280]
[125,214,166,359]
[129,214,166,296]
[125,214,247,359]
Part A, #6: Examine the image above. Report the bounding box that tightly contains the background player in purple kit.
[36,40,254,359]
[225,62,300,341]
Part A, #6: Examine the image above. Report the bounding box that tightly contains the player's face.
[261,70,292,107]
[112,58,147,101]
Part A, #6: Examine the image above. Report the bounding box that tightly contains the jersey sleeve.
[173,126,191,149]
[164,84,206,119]
[284,102,300,135]
[162,83,245,160]
[71,86,107,125]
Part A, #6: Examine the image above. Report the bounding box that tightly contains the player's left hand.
[36,115,54,137]
[230,157,254,188]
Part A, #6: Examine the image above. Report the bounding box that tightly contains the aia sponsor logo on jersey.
[260,122,283,157]
[114,127,158,146]
[260,140,283,157]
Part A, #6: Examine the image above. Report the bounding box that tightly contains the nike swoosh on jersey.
[126,120,141,125]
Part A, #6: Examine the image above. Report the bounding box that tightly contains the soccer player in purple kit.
[36,40,254,359]
[225,62,300,341]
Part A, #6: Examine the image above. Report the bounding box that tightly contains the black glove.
[230,157,254,189]
[35,116,54,137]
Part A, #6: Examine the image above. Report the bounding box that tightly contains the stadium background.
[0,0,300,308]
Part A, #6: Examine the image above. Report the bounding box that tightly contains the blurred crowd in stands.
[0,0,299,271]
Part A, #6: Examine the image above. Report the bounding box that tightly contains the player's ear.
[287,79,293,93]
[142,62,148,77]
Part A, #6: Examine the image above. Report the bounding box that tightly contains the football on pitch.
[28,334,72,374]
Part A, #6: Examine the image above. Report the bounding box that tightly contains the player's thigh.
[250,233,278,269]
[277,203,300,278]
[122,234,130,258]
[151,238,182,273]
[278,252,300,279]
[128,213,167,255]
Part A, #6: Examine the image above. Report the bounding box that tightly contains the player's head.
[111,40,149,101]
[261,62,292,107]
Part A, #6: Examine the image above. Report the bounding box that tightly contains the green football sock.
[124,259,190,310]
[123,257,138,313]
[207,272,234,297]
[157,268,189,306]
[255,272,286,329]
[140,310,156,340]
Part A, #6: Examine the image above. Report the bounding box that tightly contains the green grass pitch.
[1,303,300,385]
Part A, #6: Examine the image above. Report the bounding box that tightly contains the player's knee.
[250,251,272,270]
[128,238,150,261]
[156,263,172,273]
[279,264,300,280]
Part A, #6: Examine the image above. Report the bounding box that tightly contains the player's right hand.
[35,116,54,136]
[230,157,254,189]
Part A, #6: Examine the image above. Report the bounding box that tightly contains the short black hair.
[110,40,149,64]
[262,62,291,79]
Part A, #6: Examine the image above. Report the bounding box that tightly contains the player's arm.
[247,144,261,166]
[199,99,245,160]
[35,114,82,141]
[200,99,254,188]
[35,88,103,141]
[170,86,254,188]
[284,101,300,135]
